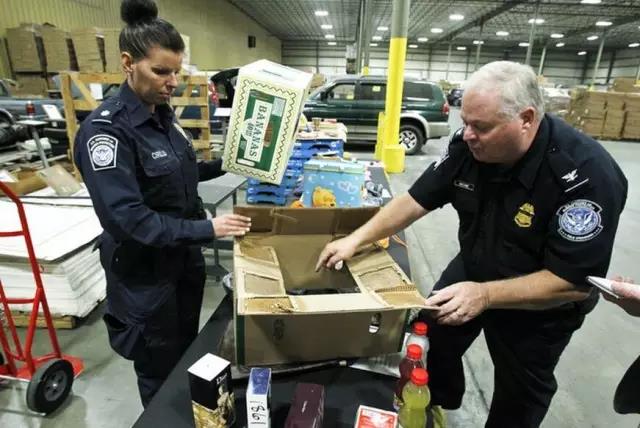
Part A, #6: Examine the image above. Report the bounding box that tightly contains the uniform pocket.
[103,313,148,361]
[111,241,155,279]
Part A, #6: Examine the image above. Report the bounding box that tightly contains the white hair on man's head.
[463,61,545,121]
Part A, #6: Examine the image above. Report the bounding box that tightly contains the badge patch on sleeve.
[557,199,603,242]
[87,134,118,171]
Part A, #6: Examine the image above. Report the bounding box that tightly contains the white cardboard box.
[222,60,312,184]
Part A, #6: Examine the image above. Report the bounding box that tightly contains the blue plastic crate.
[247,184,294,197]
[287,159,306,170]
[246,193,288,205]
[295,139,344,150]
[248,169,303,188]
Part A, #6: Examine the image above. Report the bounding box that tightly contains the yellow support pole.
[381,0,410,174]
[375,111,385,160]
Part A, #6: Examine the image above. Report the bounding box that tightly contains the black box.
[188,353,235,428]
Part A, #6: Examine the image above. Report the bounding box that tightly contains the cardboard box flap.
[291,293,386,313]
[234,206,379,235]
[237,240,278,264]
[240,271,285,296]
[376,288,430,309]
[241,297,296,314]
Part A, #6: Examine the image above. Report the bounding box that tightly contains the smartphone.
[587,276,621,299]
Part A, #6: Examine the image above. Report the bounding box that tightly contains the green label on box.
[235,89,285,172]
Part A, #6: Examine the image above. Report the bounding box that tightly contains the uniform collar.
[118,81,173,129]
[513,114,550,190]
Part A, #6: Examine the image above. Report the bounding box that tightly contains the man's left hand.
[424,281,490,326]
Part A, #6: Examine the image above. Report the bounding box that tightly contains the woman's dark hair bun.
[121,0,158,26]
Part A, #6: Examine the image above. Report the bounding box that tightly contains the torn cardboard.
[232,207,427,366]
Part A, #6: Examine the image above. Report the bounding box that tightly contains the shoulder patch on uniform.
[87,134,118,171]
[556,199,603,242]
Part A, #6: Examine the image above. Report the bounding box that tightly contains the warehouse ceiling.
[227,0,640,51]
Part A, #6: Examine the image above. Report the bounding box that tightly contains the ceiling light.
[580,0,601,4]
[325,34,335,39]
[473,40,484,45]
[629,43,640,48]
[449,14,464,21]
[418,37,429,42]
[377,26,388,31]
[431,28,443,34]
[314,10,329,17]
[327,41,337,46]
[409,44,418,48]
[370,43,378,47]
[550,33,564,39]
[587,35,599,41]
[372,35,382,41]
[596,21,612,27]
[321,24,333,30]
[556,42,565,47]
[519,42,530,47]
[578,51,587,55]
[528,18,545,24]
[496,31,509,36]
[456,46,467,51]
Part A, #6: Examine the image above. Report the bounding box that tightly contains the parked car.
[0,79,68,144]
[303,75,450,154]
[447,88,464,107]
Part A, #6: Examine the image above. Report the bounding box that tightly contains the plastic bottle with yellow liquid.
[398,368,430,428]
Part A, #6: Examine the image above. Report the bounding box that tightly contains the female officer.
[74,0,251,407]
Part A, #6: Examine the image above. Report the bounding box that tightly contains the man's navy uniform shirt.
[408,114,628,298]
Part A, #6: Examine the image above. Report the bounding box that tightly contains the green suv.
[303,75,450,154]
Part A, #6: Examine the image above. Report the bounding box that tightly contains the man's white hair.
[463,61,545,120]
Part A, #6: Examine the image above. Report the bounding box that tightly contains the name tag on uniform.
[454,180,475,191]
[151,150,168,160]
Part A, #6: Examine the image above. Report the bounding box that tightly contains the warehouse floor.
[1,108,639,427]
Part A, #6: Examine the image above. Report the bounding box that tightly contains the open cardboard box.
[232,206,428,366]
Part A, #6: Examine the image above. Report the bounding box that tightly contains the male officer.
[317,61,627,427]
[75,0,251,406]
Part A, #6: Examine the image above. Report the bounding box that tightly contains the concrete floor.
[1,108,639,427]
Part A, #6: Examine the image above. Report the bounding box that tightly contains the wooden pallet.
[61,72,212,172]
[7,311,78,329]
[170,74,212,160]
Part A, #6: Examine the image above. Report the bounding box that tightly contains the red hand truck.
[0,181,84,414]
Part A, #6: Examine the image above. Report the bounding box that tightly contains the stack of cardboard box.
[13,75,49,97]
[623,94,640,140]
[572,91,607,138]
[41,26,74,72]
[6,24,46,72]
[71,28,104,72]
[601,92,626,140]
[102,28,121,73]
[612,77,640,94]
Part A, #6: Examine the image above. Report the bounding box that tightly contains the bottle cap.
[407,344,422,360]
[412,322,428,336]
[411,368,429,386]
